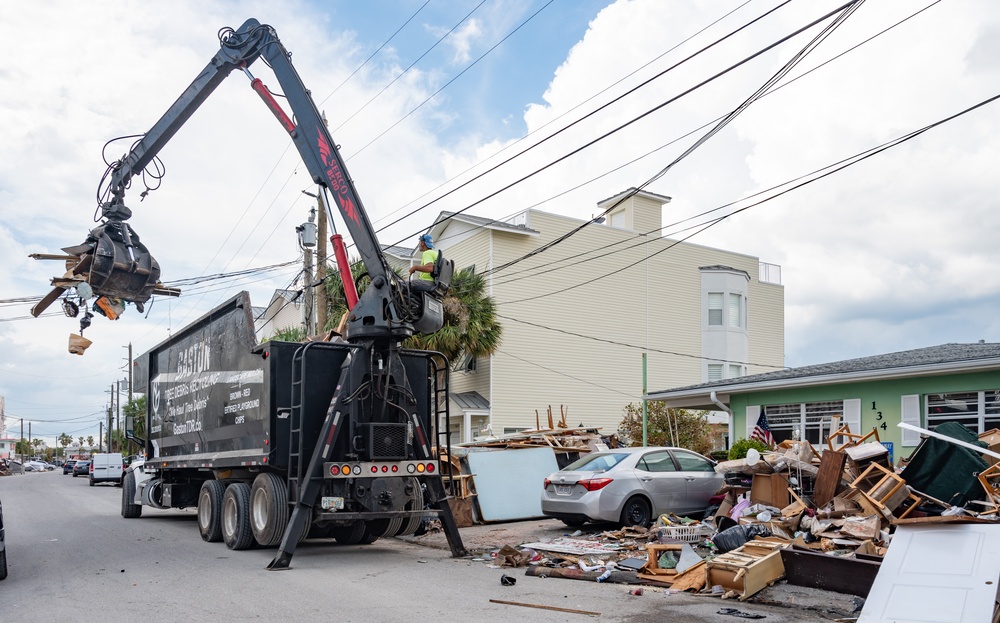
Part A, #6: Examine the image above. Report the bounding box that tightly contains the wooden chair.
[826,424,880,453]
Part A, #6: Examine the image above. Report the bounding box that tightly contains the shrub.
[728,437,772,461]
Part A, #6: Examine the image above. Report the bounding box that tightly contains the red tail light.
[543,478,551,488]
[579,478,613,491]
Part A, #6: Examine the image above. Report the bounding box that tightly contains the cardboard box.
[750,473,791,508]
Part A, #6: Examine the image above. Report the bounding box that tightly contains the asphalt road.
[0,471,831,622]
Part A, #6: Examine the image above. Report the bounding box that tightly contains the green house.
[646,342,1000,461]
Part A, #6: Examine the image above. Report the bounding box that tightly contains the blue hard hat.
[420,233,434,249]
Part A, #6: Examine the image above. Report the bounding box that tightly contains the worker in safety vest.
[408,233,439,291]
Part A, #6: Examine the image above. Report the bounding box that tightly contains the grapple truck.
[55,18,467,568]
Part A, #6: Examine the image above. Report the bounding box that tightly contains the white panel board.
[859,524,1000,623]
[466,447,559,522]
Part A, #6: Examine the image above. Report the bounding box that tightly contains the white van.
[90,453,124,487]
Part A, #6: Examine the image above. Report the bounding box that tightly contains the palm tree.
[406,267,502,364]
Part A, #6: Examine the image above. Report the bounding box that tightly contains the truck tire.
[197,480,225,542]
[331,521,366,545]
[0,547,7,581]
[121,471,142,519]
[395,480,425,537]
[221,483,254,550]
[250,473,288,547]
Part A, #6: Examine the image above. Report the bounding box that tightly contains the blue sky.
[2,0,999,445]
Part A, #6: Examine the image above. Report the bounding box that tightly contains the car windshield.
[561,452,631,473]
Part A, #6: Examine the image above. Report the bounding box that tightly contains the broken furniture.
[779,546,882,597]
[705,539,789,601]
[826,424,880,453]
[850,462,910,514]
[898,422,989,508]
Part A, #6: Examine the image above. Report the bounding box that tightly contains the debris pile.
[477,422,1000,620]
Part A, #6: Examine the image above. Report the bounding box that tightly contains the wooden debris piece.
[489,599,600,617]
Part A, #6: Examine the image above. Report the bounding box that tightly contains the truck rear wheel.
[221,483,254,550]
[198,480,225,542]
[331,521,366,545]
[121,470,142,519]
[250,473,288,547]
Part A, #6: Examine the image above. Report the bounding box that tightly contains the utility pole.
[28,421,31,459]
[316,191,328,333]
[297,206,318,337]
[315,110,330,334]
[19,418,23,465]
[109,383,115,453]
[99,421,103,453]
[128,343,133,401]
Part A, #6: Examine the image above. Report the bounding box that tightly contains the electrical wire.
[496,314,787,370]
[331,0,488,135]
[317,0,430,107]
[500,90,1000,305]
[376,0,800,247]
[349,0,556,159]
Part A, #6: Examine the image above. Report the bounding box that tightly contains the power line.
[496,314,787,370]
[500,90,1000,305]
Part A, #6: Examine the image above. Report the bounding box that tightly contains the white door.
[859,524,1000,622]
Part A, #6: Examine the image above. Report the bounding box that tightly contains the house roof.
[648,342,1000,406]
[452,391,490,411]
[597,187,672,207]
[433,211,539,236]
[382,244,415,260]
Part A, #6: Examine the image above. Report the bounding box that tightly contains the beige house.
[255,289,305,341]
[416,189,786,443]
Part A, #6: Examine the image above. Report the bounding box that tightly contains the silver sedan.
[540,446,724,527]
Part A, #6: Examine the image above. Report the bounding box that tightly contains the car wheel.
[121,470,142,518]
[221,483,254,550]
[620,496,652,528]
[561,518,587,527]
[89,477,95,487]
[249,473,288,547]
[197,480,225,542]
[0,547,6,581]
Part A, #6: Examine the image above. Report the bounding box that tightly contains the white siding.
[440,201,784,437]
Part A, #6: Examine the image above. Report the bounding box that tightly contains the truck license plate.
[321,496,345,510]
[556,485,572,496]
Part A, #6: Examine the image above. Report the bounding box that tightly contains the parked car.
[72,460,91,477]
[62,460,78,475]
[540,446,724,528]
[89,453,124,486]
[0,495,7,580]
[24,461,53,472]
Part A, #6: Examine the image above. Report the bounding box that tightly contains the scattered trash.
[628,587,643,596]
[500,574,516,586]
[718,607,766,619]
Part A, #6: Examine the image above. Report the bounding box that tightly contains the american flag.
[750,412,775,448]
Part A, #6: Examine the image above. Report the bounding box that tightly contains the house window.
[728,293,741,328]
[729,364,742,378]
[610,211,626,228]
[764,401,844,445]
[708,293,723,326]
[503,427,528,435]
[708,364,723,381]
[927,390,1000,434]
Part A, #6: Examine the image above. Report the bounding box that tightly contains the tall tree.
[86,435,94,449]
[58,432,72,448]
[618,402,713,455]
[122,396,147,447]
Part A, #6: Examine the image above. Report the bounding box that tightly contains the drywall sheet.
[859,524,1000,623]
[466,447,559,522]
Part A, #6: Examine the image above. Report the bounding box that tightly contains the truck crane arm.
[49,18,450,339]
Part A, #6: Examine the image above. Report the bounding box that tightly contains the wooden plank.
[489,599,600,617]
[814,450,848,508]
